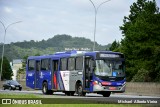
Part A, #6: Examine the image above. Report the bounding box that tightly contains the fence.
[124,82,160,96]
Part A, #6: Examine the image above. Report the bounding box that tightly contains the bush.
[131,68,151,82]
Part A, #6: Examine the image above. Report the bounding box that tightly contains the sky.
[0,0,160,45]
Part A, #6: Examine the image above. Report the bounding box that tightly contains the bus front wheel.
[102,92,111,97]
[76,84,86,96]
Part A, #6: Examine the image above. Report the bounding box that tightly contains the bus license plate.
[109,87,116,90]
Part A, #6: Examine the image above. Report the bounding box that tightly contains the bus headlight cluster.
[93,81,102,86]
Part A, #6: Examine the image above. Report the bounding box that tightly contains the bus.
[26,50,126,97]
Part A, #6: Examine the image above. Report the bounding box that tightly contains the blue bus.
[26,50,126,97]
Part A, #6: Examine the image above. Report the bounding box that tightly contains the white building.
[10,59,23,80]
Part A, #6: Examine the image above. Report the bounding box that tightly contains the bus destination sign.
[99,54,120,58]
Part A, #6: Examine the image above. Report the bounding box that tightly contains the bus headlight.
[93,81,102,86]
[93,81,98,85]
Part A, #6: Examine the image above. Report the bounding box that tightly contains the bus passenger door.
[26,59,35,89]
[52,60,59,89]
[84,56,93,89]
[35,60,40,89]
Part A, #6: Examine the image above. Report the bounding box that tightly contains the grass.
[0,93,40,98]
[0,93,156,107]
[0,104,146,107]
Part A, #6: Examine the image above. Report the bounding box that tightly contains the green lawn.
[0,93,40,98]
[0,104,146,107]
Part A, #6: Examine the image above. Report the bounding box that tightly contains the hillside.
[0,34,111,61]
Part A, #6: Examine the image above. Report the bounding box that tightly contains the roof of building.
[12,59,23,64]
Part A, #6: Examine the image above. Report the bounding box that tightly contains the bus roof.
[27,50,123,60]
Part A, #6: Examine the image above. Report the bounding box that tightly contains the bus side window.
[60,58,67,71]
[68,57,75,71]
[41,59,50,71]
[28,60,35,71]
[76,57,83,70]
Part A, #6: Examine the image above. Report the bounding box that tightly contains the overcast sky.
[0,0,160,45]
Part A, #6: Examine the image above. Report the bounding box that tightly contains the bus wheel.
[42,82,48,94]
[102,92,111,97]
[77,85,86,96]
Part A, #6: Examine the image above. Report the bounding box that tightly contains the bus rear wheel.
[42,82,53,95]
[102,92,111,97]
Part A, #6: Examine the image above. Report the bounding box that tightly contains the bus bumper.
[93,83,126,92]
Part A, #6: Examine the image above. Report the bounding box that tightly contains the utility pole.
[0,21,22,81]
[89,0,111,51]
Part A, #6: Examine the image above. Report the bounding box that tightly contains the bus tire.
[42,82,49,95]
[102,92,111,97]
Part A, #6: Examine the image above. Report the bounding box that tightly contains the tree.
[109,40,120,51]
[120,0,160,81]
[18,55,28,73]
[0,57,13,80]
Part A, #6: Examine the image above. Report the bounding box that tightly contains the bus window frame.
[41,58,51,71]
[60,58,68,71]
[68,57,75,71]
[75,56,83,70]
[28,59,35,71]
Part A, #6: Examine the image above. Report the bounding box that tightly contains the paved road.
[0,89,159,98]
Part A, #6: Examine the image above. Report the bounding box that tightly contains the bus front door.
[52,60,59,90]
[84,56,93,90]
[35,60,40,89]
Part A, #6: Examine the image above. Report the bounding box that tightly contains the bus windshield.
[95,60,125,77]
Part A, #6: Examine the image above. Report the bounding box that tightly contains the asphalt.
[0,89,160,98]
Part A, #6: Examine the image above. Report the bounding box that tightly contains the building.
[10,59,23,80]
